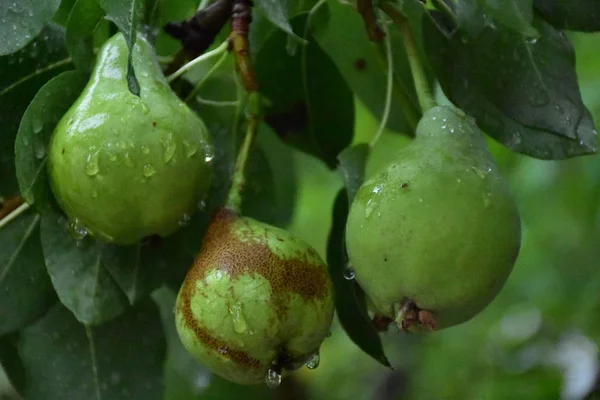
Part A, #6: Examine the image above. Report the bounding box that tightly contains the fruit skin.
[345,105,521,330]
[175,209,334,385]
[47,33,213,244]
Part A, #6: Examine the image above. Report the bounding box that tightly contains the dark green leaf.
[256,14,354,169]
[40,209,129,325]
[0,0,62,55]
[15,71,87,211]
[313,0,421,135]
[0,24,71,197]
[0,209,54,335]
[0,332,25,396]
[250,0,319,55]
[535,0,600,32]
[19,299,165,400]
[101,229,196,305]
[457,0,538,38]
[254,0,304,42]
[99,0,144,95]
[66,0,105,73]
[326,189,391,368]
[424,12,597,159]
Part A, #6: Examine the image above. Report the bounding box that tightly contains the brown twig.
[229,0,259,92]
[357,0,385,42]
[0,196,24,221]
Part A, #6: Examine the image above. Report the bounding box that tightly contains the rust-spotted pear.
[175,209,334,386]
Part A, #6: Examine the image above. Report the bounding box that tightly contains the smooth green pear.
[345,105,521,330]
[175,209,334,385]
[47,33,213,244]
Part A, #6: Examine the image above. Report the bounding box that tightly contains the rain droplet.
[162,132,176,163]
[178,213,191,227]
[85,150,100,176]
[183,140,198,158]
[230,302,248,334]
[32,118,43,134]
[305,352,320,370]
[141,145,150,154]
[143,164,156,177]
[265,368,281,389]
[33,137,46,159]
[343,266,355,280]
[472,167,485,179]
[198,200,207,210]
[124,152,135,167]
[69,219,88,240]
[364,198,379,219]
[483,193,492,208]
[139,102,149,114]
[108,152,117,162]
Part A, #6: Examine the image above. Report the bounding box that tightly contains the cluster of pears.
[174,208,334,386]
[48,33,213,244]
[345,105,521,331]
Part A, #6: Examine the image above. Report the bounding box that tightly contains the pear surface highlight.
[176,209,334,385]
[345,105,521,330]
[48,33,213,244]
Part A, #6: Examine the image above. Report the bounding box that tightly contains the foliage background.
[1,1,600,399]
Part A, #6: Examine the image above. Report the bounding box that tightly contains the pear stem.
[165,40,230,83]
[225,0,261,213]
[379,2,435,113]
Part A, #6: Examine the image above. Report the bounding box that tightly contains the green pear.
[175,209,334,385]
[47,33,213,244]
[345,105,521,330]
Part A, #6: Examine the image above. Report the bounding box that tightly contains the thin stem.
[184,49,231,103]
[357,0,385,41]
[166,40,229,83]
[432,0,457,23]
[225,0,261,213]
[225,106,259,211]
[380,2,436,113]
[195,96,239,106]
[0,202,31,230]
[370,23,394,147]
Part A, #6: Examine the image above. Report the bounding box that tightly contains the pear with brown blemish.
[175,209,334,386]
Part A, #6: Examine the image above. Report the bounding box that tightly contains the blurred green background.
[2,31,600,400]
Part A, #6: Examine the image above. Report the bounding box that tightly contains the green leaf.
[254,0,304,43]
[0,24,71,197]
[424,12,597,159]
[0,332,25,396]
[40,209,129,325]
[256,14,354,169]
[15,71,87,211]
[313,0,421,135]
[534,0,600,32]
[326,189,392,369]
[101,231,195,305]
[18,299,166,400]
[99,0,144,95]
[457,0,538,38]
[0,209,54,335]
[0,0,62,55]
[66,0,105,73]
